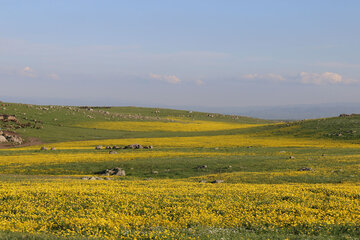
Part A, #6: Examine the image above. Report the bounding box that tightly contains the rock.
[104,177,111,180]
[6,135,23,144]
[199,180,207,183]
[289,156,295,159]
[124,144,143,149]
[112,145,120,149]
[148,145,153,149]
[40,147,48,151]
[152,171,158,174]
[105,146,112,150]
[210,180,224,183]
[50,147,56,151]
[298,167,313,171]
[83,176,105,180]
[95,145,102,150]
[98,167,126,176]
[196,165,207,169]
[0,135,8,143]
[114,168,126,176]
[109,151,118,154]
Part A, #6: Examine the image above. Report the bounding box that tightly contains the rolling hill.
[0,101,359,239]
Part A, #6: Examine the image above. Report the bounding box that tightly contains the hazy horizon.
[2,95,360,120]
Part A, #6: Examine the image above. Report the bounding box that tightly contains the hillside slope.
[258,114,360,143]
[0,102,272,143]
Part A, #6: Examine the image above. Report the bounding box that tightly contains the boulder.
[95,145,102,150]
[210,180,224,183]
[98,167,126,176]
[0,135,8,143]
[289,156,295,159]
[196,165,207,169]
[50,147,56,151]
[298,167,313,171]
[40,147,48,151]
[105,146,112,150]
[124,144,143,149]
[6,135,23,144]
[109,151,118,154]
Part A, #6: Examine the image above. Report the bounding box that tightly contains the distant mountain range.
[176,103,360,120]
[1,96,359,120]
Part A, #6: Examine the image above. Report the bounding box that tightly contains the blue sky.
[1,0,360,107]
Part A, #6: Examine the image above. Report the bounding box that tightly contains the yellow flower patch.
[74,120,266,132]
[0,180,358,239]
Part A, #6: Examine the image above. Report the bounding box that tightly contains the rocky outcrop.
[3,134,23,144]
[124,144,144,149]
[0,135,7,143]
[97,167,126,176]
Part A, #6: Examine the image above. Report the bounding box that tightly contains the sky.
[1,0,360,107]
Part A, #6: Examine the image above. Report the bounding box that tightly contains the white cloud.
[243,71,359,85]
[299,72,345,85]
[48,73,60,80]
[242,73,285,82]
[149,73,181,84]
[20,66,36,78]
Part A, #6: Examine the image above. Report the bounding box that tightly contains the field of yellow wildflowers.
[0,103,360,239]
[0,179,359,239]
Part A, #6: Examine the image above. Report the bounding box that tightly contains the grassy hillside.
[258,114,360,143]
[0,102,359,239]
[0,102,272,143]
[0,101,359,183]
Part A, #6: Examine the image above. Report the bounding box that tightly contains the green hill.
[0,102,272,143]
[258,114,360,143]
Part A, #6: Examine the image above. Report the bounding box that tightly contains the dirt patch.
[0,131,42,149]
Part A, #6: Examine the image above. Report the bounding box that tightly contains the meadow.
[0,102,359,239]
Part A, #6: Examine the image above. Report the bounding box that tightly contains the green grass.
[0,227,358,240]
[260,114,360,143]
[0,146,359,183]
[0,103,272,143]
[1,102,360,239]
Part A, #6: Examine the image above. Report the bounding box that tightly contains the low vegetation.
[0,102,359,239]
